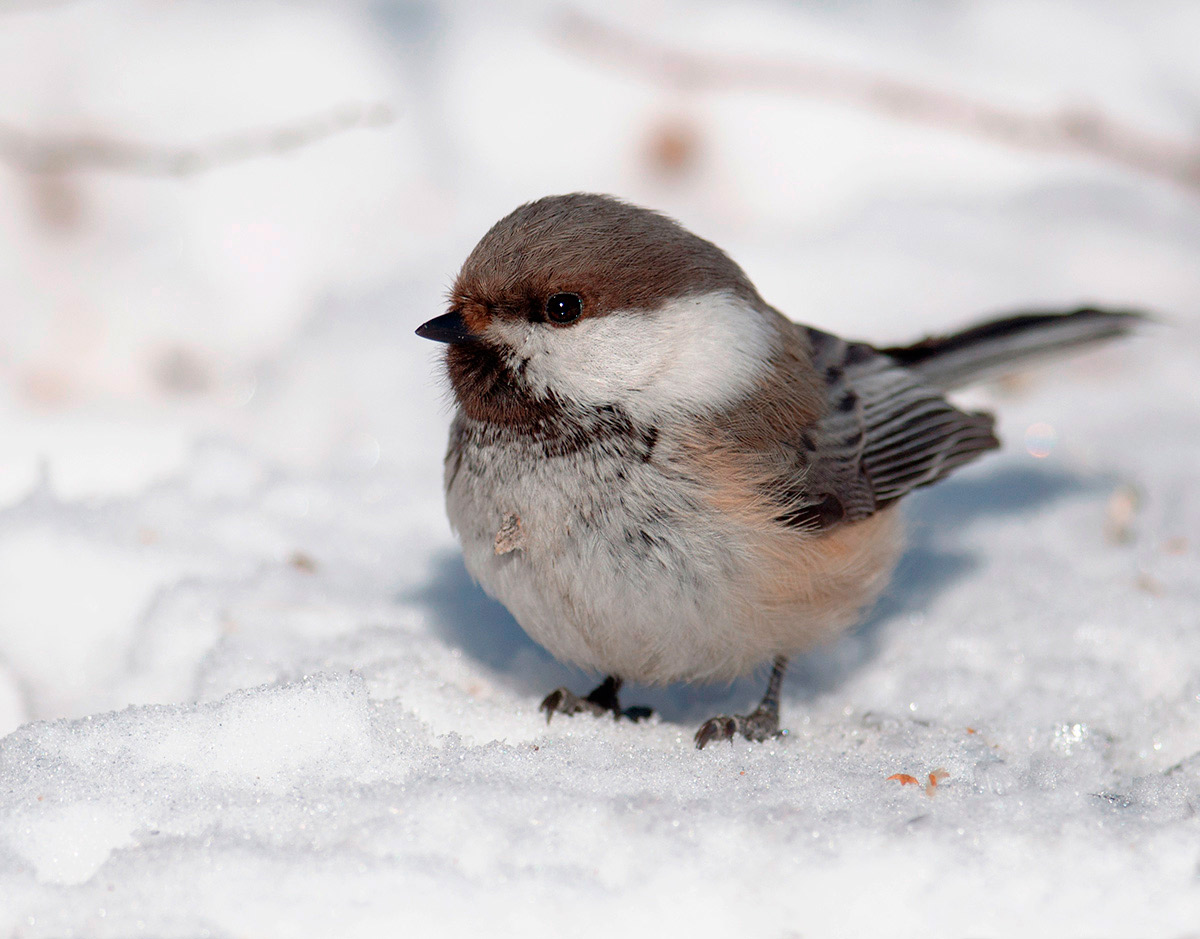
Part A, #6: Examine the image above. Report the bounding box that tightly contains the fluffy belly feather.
[444,417,902,684]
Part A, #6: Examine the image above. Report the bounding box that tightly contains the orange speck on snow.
[925,768,950,796]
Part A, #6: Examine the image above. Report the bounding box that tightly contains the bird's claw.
[539,687,653,724]
[539,687,607,723]
[694,706,784,749]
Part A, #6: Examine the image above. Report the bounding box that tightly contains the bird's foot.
[694,705,784,749]
[539,687,608,721]
[539,676,652,725]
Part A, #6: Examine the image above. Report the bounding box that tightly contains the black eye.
[545,292,582,325]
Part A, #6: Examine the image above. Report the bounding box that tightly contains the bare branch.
[0,102,395,177]
[561,11,1200,193]
[0,0,86,12]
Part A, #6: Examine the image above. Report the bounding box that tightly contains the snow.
[1,1,1199,936]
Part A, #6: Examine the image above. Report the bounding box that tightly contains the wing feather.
[761,326,999,529]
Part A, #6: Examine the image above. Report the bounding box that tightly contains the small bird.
[417,193,1139,748]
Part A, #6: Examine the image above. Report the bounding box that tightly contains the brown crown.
[449,193,760,330]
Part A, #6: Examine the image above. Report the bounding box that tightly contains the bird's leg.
[540,675,653,724]
[694,656,789,749]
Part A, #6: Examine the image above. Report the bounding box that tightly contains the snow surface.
[1,1,1199,936]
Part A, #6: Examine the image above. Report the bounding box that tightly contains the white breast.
[445,416,792,684]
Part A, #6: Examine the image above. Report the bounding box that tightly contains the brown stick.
[0,102,394,177]
[561,11,1200,192]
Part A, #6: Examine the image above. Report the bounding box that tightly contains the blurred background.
[0,0,1198,731]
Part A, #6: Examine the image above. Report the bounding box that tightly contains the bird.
[416,193,1140,749]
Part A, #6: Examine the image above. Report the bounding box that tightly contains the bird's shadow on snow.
[404,553,589,700]
[406,464,1103,726]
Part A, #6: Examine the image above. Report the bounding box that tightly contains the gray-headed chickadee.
[417,193,1139,748]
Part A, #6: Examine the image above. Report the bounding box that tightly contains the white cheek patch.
[517,291,775,421]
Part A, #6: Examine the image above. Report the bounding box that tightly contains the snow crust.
[1,1,1199,936]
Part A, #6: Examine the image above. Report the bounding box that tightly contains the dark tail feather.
[882,307,1146,391]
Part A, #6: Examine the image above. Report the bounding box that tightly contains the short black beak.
[416,310,476,344]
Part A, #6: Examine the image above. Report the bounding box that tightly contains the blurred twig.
[562,11,1200,193]
[0,0,85,11]
[0,102,395,176]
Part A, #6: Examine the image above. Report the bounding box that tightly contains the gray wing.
[772,327,999,530]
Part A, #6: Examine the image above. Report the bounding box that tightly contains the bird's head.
[418,194,787,430]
